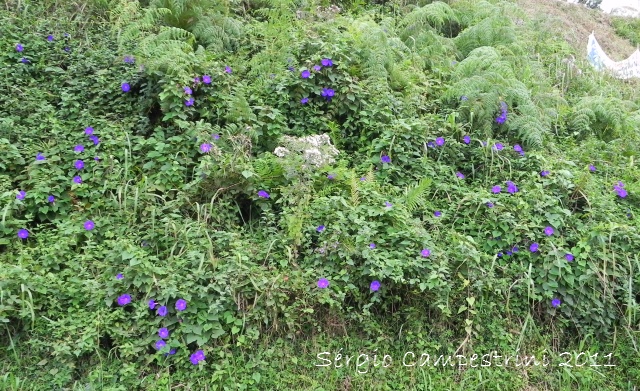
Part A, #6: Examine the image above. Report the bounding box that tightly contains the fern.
[402,178,432,213]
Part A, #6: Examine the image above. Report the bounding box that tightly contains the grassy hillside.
[1,0,639,390]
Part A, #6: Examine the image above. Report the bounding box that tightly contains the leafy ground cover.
[1,0,639,389]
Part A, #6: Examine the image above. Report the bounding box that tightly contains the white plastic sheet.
[586,32,640,79]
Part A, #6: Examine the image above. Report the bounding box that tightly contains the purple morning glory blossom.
[369,243,376,249]
[157,305,168,317]
[360,177,366,181]
[183,86,192,95]
[530,243,539,252]
[486,202,494,208]
[85,127,94,135]
[496,101,508,124]
[540,171,550,177]
[434,211,442,217]
[321,88,335,101]
[370,281,381,291]
[36,153,45,161]
[89,135,100,145]
[74,145,84,153]
[435,137,445,146]
[165,349,177,357]
[124,55,134,63]
[185,97,194,106]
[461,96,468,101]
[73,176,82,184]
[317,225,325,233]
[202,75,212,84]
[551,298,561,308]
[321,58,333,67]
[225,66,232,74]
[497,252,503,257]
[492,185,501,194]
[313,65,321,71]
[317,278,329,288]
[258,190,270,198]
[159,328,170,339]
[17,190,26,200]
[301,70,310,78]
[21,57,29,64]
[614,181,627,198]
[155,340,166,350]
[421,248,431,257]
[327,174,335,180]
[456,172,465,179]
[200,143,211,153]
[84,220,95,230]
[121,82,130,92]
[48,195,55,203]
[16,44,23,52]
[381,155,391,163]
[74,160,84,170]
[212,134,220,140]
[116,273,123,280]
[47,35,54,42]
[149,300,156,310]
[17,229,29,239]
[384,201,392,208]
[506,181,518,194]
[494,143,504,151]
[512,246,519,253]
[589,165,596,172]
[463,135,470,144]
[565,253,574,262]
[428,141,435,148]
[117,294,131,306]
[544,226,554,236]
[194,76,201,84]
[175,299,187,311]
[190,350,205,365]
[301,97,309,104]
[513,144,522,152]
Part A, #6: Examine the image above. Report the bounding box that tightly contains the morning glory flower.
[48,195,55,203]
[421,248,431,257]
[64,46,70,52]
[327,174,335,180]
[434,211,442,217]
[190,350,205,365]
[202,75,212,84]
[384,201,392,208]
[157,306,167,317]
[506,250,512,255]
[506,181,518,194]
[73,176,82,184]
[497,252,503,257]
[427,141,435,148]
[317,278,329,289]
[74,145,84,153]
[47,35,54,41]
[370,281,381,291]
[589,165,596,172]
[159,328,170,339]
[317,225,325,233]
[513,145,522,152]
[21,58,29,64]
[301,97,309,104]
[614,181,627,198]
[124,56,134,63]
[258,190,270,198]
[85,127,94,135]
[89,135,100,145]
[461,96,468,101]
[212,134,220,140]
[551,298,561,308]
[225,66,232,73]
[194,76,201,84]
[486,202,494,208]
[529,243,539,252]
[84,220,95,230]
[74,160,84,170]
[494,143,504,151]
[492,185,501,194]
[149,300,156,310]
[117,294,131,306]
[321,58,333,67]
[435,137,445,146]
[565,253,574,262]
[200,143,211,153]
[313,65,321,71]
[456,172,465,179]
[183,86,192,95]
[381,155,391,163]
[116,273,123,280]
[369,243,376,249]
[16,44,23,52]
[165,349,177,357]
[512,246,519,253]
[301,70,310,78]
[321,88,335,101]
[17,190,26,200]
[463,135,470,144]
[360,177,366,181]
[155,340,166,350]
[544,226,554,236]
[121,82,130,92]
[36,153,45,161]
[17,229,29,239]
[540,171,549,177]
[496,101,508,124]
[185,97,194,106]
[176,299,187,311]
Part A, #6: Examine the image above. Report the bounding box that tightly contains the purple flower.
[321,58,333,67]
[74,160,84,170]
[512,246,519,253]
[21,58,29,64]
[565,253,574,262]
[360,177,366,181]
[497,252,503,257]
[225,66,232,74]
[540,171,549,177]
[529,242,539,252]
[381,155,391,163]
[64,46,70,52]
[513,144,522,152]
[212,134,220,140]
[486,202,494,208]
[551,298,561,308]
[435,137,445,146]
[116,273,123,280]
[194,76,201,84]
[258,190,270,198]
[494,143,504,151]
[463,135,470,144]
[200,143,211,153]
[85,127,94,135]
[185,97,194,106]
[183,86,192,95]
[175,299,187,311]
[149,300,156,310]
[496,101,508,124]
[327,174,335,180]
[427,142,435,148]
[317,278,329,289]
[121,82,130,92]
[384,201,392,208]
[165,348,177,357]
[74,145,84,153]
[544,226,554,236]
[434,211,442,217]
[506,251,512,256]
[190,350,205,365]
[16,44,23,52]
[17,190,26,200]
[124,56,134,63]
[313,65,321,71]
[117,294,131,306]
[47,35,54,42]
[369,243,376,249]
[155,340,166,350]
[614,181,627,198]
[589,165,596,172]
[84,220,95,231]
[89,135,100,145]
[73,176,82,184]
[301,70,310,78]
[48,195,55,203]
[461,96,468,101]
[317,225,325,233]
[506,181,518,194]
[456,172,465,179]
[492,185,501,194]
[17,229,29,239]
[157,305,167,317]
[159,328,170,339]
[301,97,309,104]
[321,88,335,101]
[202,75,212,84]
[36,153,45,161]
[370,280,381,291]
[421,248,431,257]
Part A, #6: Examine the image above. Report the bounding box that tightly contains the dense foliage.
[1,0,639,389]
